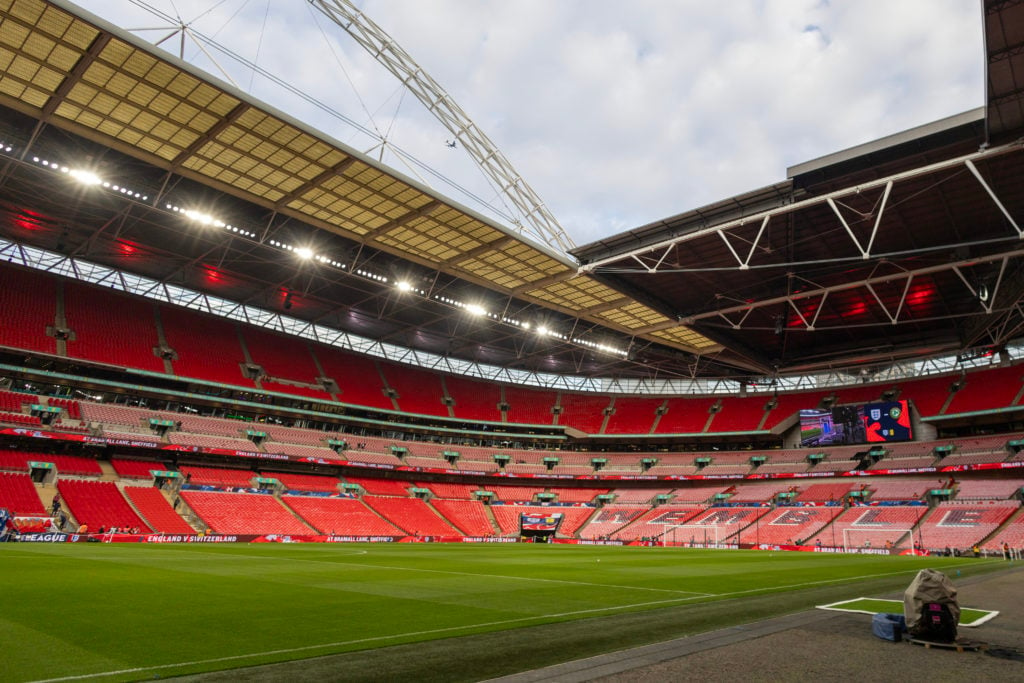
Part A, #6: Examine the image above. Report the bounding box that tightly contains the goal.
[842,527,914,553]
[660,524,723,548]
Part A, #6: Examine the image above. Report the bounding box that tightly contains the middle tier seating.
[178,465,256,488]
[110,458,168,480]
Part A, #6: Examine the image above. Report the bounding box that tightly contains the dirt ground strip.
[502,565,1024,683]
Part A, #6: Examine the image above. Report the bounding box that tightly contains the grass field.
[0,543,1004,682]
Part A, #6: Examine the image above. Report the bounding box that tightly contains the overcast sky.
[75,0,985,250]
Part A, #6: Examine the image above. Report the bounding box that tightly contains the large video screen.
[799,399,912,447]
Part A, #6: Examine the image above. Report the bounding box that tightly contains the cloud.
[76,0,984,248]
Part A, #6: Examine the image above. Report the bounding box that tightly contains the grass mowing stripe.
[178,548,717,597]
[24,558,997,683]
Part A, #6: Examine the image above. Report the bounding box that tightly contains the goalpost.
[842,528,914,553]
[660,524,722,548]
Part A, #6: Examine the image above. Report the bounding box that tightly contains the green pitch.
[817,597,998,626]
[0,543,1000,682]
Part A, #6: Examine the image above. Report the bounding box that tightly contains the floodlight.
[466,304,487,316]
[396,280,413,292]
[69,169,102,186]
[295,247,314,260]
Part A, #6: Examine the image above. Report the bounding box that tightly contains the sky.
[74,0,985,251]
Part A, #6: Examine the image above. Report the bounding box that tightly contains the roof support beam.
[580,141,1024,274]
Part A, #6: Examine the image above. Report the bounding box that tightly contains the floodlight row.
[16,147,629,357]
[30,155,150,201]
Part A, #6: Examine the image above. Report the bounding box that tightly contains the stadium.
[1,0,1024,680]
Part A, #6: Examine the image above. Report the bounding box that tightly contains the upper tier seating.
[240,326,322,386]
[711,397,771,432]
[578,504,648,539]
[162,306,253,387]
[57,480,151,531]
[178,465,255,488]
[380,363,449,417]
[110,458,168,479]
[182,490,312,534]
[312,346,392,410]
[361,496,459,535]
[945,364,1023,415]
[122,486,195,534]
[655,397,718,434]
[557,393,611,434]
[444,375,502,422]
[762,391,831,431]
[0,264,57,354]
[749,507,842,545]
[604,397,663,434]
[807,505,927,548]
[503,386,556,425]
[281,496,403,536]
[64,281,163,371]
[490,505,593,537]
[0,471,47,515]
[902,375,955,417]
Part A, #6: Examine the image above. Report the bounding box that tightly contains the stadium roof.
[0,0,724,384]
[0,0,1022,385]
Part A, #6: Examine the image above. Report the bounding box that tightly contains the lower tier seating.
[281,496,403,535]
[57,480,151,532]
[361,496,459,536]
[808,505,928,549]
[429,499,496,536]
[181,490,313,535]
[122,486,195,534]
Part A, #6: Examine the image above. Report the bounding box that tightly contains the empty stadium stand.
[182,490,313,535]
[0,471,46,515]
[281,496,403,536]
[122,486,195,534]
[57,480,151,532]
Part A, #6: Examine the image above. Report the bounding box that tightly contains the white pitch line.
[26,561,998,683]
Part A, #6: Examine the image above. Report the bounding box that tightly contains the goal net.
[660,524,722,548]
[842,527,914,553]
